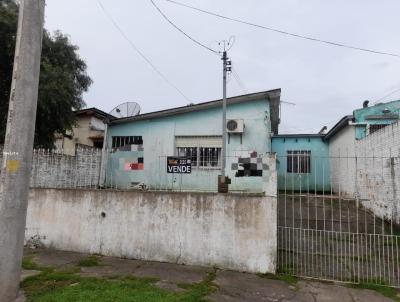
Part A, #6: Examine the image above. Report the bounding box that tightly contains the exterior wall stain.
[26,188,277,274]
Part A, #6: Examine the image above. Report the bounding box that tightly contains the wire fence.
[277,154,400,287]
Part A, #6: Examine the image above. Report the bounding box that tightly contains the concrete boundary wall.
[26,189,277,274]
[355,122,400,222]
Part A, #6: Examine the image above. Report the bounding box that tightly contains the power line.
[375,87,400,103]
[95,0,191,102]
[150,0,219,55]
[231,68,249,94]
[165,0,400,59]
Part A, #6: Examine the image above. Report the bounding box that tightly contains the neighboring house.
[353,100,400,139]
[55,107,115,155]
[326,100,400,196]
[271,134,330,192]
[104,89,281,192]
[272,99,400,194]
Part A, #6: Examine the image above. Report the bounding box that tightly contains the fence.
[1,146,276,194]
[0,146,102,189]
[277,153,400,287]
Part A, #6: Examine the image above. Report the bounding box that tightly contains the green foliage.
[349,280,400,301]
[258,272,299,286]
[0,0,92,148]
[77,255,101,267]
[176,269,218,302]
[22,257,40,270]
[21,269,219,302]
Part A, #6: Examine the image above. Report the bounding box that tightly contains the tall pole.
[0,1,45,301]
[221,51,227,177]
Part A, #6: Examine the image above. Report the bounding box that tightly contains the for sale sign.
[167,157,192,174]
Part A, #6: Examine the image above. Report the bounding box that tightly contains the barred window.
[175,136,222,168]
[287,150,311,174]
[177,147,198,167]
[199,147,221,167]
[112,136,143,151]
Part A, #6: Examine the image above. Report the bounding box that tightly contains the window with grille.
[177,147,198,167]
[287,150,311,174]
[112,136,143,151]
[175,136,222,168]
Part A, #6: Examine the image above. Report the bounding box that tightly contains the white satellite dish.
[110,102,141,118]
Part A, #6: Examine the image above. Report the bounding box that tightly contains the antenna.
[110,102,141,118]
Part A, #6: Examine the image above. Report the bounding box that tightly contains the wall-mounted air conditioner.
[226,119,244,133]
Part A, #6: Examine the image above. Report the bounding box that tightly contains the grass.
[258,272,299,286]
[78,255,101,267]
[176,269,218,302]
[21,258,218,302]
[349,280,400,301]
[22,257,41,270]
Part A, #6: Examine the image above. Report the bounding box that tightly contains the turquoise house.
[271,134,330,192]
[104,89,281,192]
[353,100,400,140]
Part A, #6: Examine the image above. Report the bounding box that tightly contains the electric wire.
[375,87,400,103]
[150,0,219,55]
[232,69,249,94]
[95,0,191,102]
[165,0,400,58]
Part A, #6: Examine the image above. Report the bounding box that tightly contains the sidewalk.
[21,248,398,302]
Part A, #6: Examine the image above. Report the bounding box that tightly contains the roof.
[272,134,325,139]
[75,107,115,121]
[324,115,354,141]
[109,89,282,134]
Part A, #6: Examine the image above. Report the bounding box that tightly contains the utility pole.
[218,48,232,193]
[221,51,228,178]
[0,1,45,301]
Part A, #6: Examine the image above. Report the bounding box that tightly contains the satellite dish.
[110,102,141,118]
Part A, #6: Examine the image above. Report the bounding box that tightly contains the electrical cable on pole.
[164,0,400,58]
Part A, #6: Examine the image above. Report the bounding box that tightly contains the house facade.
[326,100,400,196]
[272,99,400,194]
[55,108,114,155]
[271,134,330,191]
[104,90,281,192]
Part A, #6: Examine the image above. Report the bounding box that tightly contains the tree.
[0,0,92,148]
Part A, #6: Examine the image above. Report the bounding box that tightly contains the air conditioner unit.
[226,119,244,133]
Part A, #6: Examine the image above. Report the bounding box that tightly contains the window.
[177,147,198,167]
[287,150,311,173]
[200,147,221,167]
[175,136,222,168]
[112,136,143,151]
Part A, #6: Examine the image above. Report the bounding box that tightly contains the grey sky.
[44,0,400,133]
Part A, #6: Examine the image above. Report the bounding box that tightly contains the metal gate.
[277,153,400,287]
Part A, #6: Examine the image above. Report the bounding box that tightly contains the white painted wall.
[329,125,357,197]
[26,189,277,274]
[354,122,400,222]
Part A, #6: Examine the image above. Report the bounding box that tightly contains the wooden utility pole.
[0,1,45,301]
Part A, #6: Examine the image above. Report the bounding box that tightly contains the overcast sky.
[44,0,400,133]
